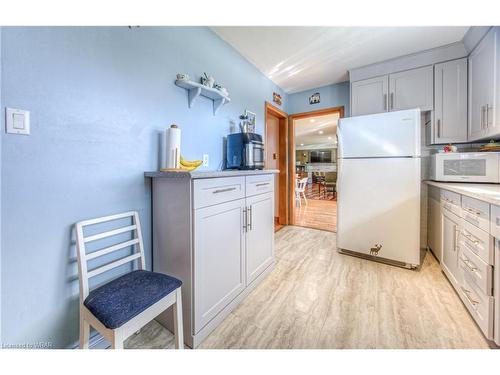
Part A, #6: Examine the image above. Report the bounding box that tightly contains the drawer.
[245,174,274,197]
[489,204,500,238]
[441,190,461,217]
[459,219,494,264]
[193,177,245,209]
[458,244,493,296]
[461,196,490,232]
[458,273,494,340]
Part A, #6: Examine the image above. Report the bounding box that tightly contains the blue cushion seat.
[84,270,182,329]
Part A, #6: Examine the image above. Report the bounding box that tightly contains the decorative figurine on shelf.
[201,72,215,88]
[443,144,458,153]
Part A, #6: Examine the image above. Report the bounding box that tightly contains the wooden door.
[350,75,389,116]
[266,113,280,220]
[389,66,433,112]
[193,199,246,333]
[245,192,274,284]
[434,58,468,144]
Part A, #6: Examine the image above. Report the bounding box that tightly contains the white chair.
[75,211,183,349]
[295,177,309,207]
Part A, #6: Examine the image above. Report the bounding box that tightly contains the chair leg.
[111,331,124,349]
[79,316,90,349]
[173,288,184,349]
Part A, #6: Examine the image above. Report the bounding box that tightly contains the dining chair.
[75,211,183,349]
[322,172,337,200]
[295,177,309,207]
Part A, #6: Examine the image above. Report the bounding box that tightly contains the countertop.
[425,180,500,205]
[144,169,279,179]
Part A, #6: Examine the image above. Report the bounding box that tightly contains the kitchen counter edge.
[425,180,500,206]
[144,169,280,179]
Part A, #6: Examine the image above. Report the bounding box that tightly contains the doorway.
[289,107,344,232]
[264,102,289,232]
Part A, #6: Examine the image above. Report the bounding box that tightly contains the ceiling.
[295,113,339,150]
[211,26,470,93]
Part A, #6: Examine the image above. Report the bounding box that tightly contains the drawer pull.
[462,231,481,245]
[464,206,481,215]
[255,182,270,187]
[212,187,237,194]
[461,287,479,306]
[461,257,477,272]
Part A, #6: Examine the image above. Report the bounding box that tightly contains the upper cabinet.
[434,58,468,144]
[468,27,500,142]
[351,76,388,116]
[389,66,434,112]
[351,66,433,117]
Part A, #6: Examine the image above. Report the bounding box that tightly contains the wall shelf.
[175,79,231,115]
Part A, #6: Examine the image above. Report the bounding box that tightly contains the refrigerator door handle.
[384,94,387,111]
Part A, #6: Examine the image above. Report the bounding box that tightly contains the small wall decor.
[309,92,321,105]
[244,110,256,133]
[273,92,282,106]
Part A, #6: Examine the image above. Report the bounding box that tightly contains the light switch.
[6,108,30,135]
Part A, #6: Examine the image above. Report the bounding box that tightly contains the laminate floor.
[125,226,490,349]
[294,199,336,232]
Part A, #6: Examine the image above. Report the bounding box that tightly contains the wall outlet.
[203,154,209,167]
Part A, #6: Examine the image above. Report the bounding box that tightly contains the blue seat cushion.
[84,270,182,329]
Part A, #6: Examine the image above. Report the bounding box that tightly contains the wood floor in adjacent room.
[294,199,337,232]
[125,226,489,349]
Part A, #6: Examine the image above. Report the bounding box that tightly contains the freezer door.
[337,157,421,266]
[338,109,421,158]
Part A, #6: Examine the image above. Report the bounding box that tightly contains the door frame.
[288,106,345,225]
[264,102,289,226]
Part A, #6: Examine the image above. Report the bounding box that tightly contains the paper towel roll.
[165,124,181,169]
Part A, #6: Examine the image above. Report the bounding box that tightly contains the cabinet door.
[193,199,246,332]
[434,58,468,144]
[428,194,442,261]
[351,75,389,116]
[441,208,460,287]
[245,192,274,285]
[469,28,497,141]
[389,66,434,112]
[482,29,499,139]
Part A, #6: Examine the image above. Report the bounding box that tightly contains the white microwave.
[430,152,500,183]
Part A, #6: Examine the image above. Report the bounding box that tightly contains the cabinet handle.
[243,207,247,232]
[462,258,478,272]
[256,182,270,187]
[464,206,481,216]
[461,230,481,245]
[481,105,486,129]
[437,119,441,138]
[390,92,394,110]
[213,187,236,194]
[461,287,479,306]
[384,94,387,111]
[248,205,253,231]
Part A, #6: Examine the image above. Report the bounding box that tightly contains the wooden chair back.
[75,211,145,304]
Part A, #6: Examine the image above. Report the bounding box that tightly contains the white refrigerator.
[337,109,422,268]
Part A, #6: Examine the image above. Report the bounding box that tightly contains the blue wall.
[287,81,350,116]
[0,26,286,348]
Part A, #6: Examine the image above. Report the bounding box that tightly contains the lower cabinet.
[427,187,442,261]
[194,199,246,332]
[150,173,276,348]
[246,192,274,284]
[441,207,461,287]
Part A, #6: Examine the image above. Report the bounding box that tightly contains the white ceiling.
[211,26,470,93]
[295,113,339,150]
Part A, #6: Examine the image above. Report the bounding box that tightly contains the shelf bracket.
[213,97,227,115]
[188,87,202,108]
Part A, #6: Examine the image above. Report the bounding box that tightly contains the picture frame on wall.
[309,92,320,105]
[244,109,256,131]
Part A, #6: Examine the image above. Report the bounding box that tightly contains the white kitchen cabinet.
[468,27,499,141]
[389,66,434,112]
[147,171,276,348]
[193,198,246,332]
[427,187,442,261]
[441,207,461,287]
[350,75,389,116]
[245,192,274,284]
[434,58,468,144]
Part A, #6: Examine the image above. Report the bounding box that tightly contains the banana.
[179,164,197,171]
[180,156,203,168]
